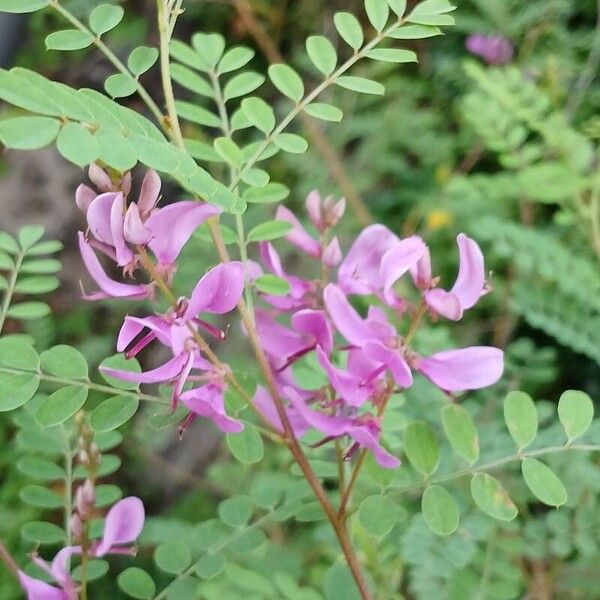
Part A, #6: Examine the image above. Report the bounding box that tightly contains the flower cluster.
[76,165,244,434]
[250,192,504,468]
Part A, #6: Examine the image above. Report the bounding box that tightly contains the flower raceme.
[18,497,145,600]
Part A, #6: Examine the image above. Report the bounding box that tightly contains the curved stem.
[0,248,24,334]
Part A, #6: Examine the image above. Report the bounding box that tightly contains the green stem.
[230,15,408,189]
[0,249,24,334]
[390,443,600,498]
[60,426,74,548]
[49,0,164,126]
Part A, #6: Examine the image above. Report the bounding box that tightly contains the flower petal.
[305,190,322,230]
[363,341,413,388]
[87,192,118,246]
[147,201,221,266]
[348,426,400,468]
[94,497,145,557]
[410,247,432,289]
[255,310,305,358]
[253,385,310,437]
[137,169,161,217]
[78,233,150,300]
[110,193,135,266]
[424,289,462,321]
[124,203,152,245]
[450,233,485,310]
[75,184,96,214]
[338,224,399,295]
[184,262,245,318]
[291,310,333,355]
[380,235,427,292]
[322,237,342,267]
[101,354,187,384]
[418,346,504,391]
[180,385,243,433]
[18,571,68,600]
[276,205,320,257]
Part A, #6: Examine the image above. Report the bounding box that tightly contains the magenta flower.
[19,547,79,600]
[304,190,346,234]
[92,496,145,557]
[466,34,513,65]
[101,263,244,430]
[285,386,400,468]
[324,283,503,392]
[411,233,488,321]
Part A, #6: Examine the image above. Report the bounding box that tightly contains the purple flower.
[411,233,488,321]
[19,547,79,600]
[101,263,245,430]
[466,34,513,66]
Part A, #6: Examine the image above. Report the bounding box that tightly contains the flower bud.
[88,163,114,193]
[75,184,96,214]
[69,514,83,539]
[305,190,323,231]
[327,198,346,228]
[322,237,342,267]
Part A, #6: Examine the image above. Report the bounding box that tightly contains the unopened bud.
[322,237,342,267]
[325,197,346,228]
[78,450,90,467]
[88,163,113,193]
[69,514,83,539]
[305,190,323,231]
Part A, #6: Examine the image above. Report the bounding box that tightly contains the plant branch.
[0,248,24,334]
[0,540,19,580]
[49,1,164,126]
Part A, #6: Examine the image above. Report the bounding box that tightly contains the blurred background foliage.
[1,0,599,598]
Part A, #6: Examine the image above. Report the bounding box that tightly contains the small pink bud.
[322,237,342,267]
[70,514,83,538]
[328,198,346,227]
[305,190,323,231]
[122,172,132,197]
[88,163,114,193]
[75,184,96,214]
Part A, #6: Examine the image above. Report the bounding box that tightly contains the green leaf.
[0,116,60,150]
[90,396,139,432]
[105,73,137,98]
[57,123,99,167]
[358,495,401,536]
[154,541,192,574]
[334,12,364,50]
[175,100,221,127]
[387,0,407,16]
[22,521,65,545]
[118,568,156,600]
[171,64,213,97]
[255,274,291,296]
[441,404,479,464]
[227,424,264,464]
[14,276,59,294]
[243,182,289,204]
[0,337,38,370]
[21,259,60,274]
[17,457,65,481]
[273,133,308,154]
[28,240,62,256]
[40,345,88,379]
[20,485,63,508]
[194,553,226,579]
[324,564,363,600]
[214,137,244,168]
[268,64,304,102]
[45,29,93,51]
[470,473,518,521]
[18,225,45,250]
[191,33,225,70]
[223,71,265,101]
[36,385,88,427]
[403,421,439,475]
[421,484,459,535]
[241,97,275,134]
[365,0,390,31]
[169,40,201,70]
[388,24,442,38]
[336,76,384,95]
[304,102,343,122]
[89,4,124,36]
[241,168,270,187]
[0,251,14,269]
[0,232,18,254]
[0,0,48,12]
[406,12,454,25]
[306,35,337,76]
[131,135,179,172]
[185,139,220,162]
[7,302,50,319]
[95,484,122,507]
[72,559,109,582]
[0,373,39,411]
[128,46,159,76]
[95,129,138,172]
[557,390,594,441]
[504,391,538,450]
[247,220,293,243]
[410,0,455,16]
[100,354,141,390]
[218,495,253,527]
[521,457,567,508]
[218,46,254,74]
[365,48,417,62]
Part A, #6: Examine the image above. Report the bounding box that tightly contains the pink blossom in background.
[466,34,513,65]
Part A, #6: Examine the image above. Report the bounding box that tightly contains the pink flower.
[411,233,487,321]
[19,547,79,600]
[92,497,145,557]
[305,190,346,233]
[466,34,513,65]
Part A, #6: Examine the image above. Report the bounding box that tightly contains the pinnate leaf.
[365,0,390,31]
[521,458,567,508]
[304,103,343,122]
[334,12,364,50]
[441,404,479,464]
[306,35,337,76]
[227,424,264,464]
[128,46,159,76]
[118,568,156,600]
[268,64,304,102]
[0,116,60,150]
[241,97,276,133]
[336,76,384,95]
[89,4,124,36]
[45,29,93,51]
[504,391,538,450]
[403,421,439,475]
[557,390,594,441]
[421,484,459,535]
[470,473,518,521]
